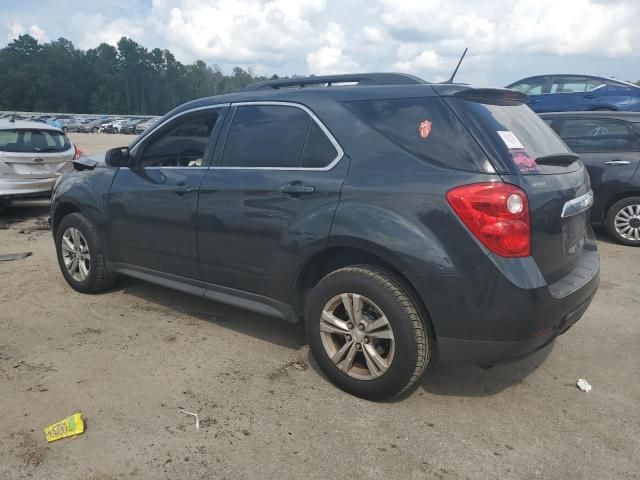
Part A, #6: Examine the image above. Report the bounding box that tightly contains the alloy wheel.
[614,204,640,241]
[61,227,91,282]
[319,293,395,380]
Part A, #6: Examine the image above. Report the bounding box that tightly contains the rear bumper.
[407,229,600,365]
[435,282,597,364]
[0,177,57,198]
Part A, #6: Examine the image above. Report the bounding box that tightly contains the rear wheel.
[305,266,430,400]
[92,127,98,133]
[55,213,116,292]
[605,196,640,246]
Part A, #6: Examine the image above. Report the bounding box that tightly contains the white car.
[0,119,82,203]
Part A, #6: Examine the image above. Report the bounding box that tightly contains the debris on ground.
[178,410,200,430]
[44,412,85,443]
[0,252,32,262]
[19,218,51,235]
[577,378,592,392]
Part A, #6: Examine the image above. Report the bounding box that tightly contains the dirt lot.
[1,133,639,479]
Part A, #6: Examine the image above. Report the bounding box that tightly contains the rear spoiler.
[453,88,528,106]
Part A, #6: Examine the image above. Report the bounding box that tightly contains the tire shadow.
[117,275,307,351]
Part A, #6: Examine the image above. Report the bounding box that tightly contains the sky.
[2,0,639,86]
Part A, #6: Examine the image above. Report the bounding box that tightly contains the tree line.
[1,35,638,116]
[0,35,282,115]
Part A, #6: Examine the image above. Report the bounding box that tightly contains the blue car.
[507,74,640,113]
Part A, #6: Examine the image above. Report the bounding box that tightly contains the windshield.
[0,129,72,153]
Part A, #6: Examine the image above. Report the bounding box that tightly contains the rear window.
[446,98,577,175]
[344,97,491,172]
[0,129,71,153]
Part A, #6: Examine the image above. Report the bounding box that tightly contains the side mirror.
[104,147,131,167]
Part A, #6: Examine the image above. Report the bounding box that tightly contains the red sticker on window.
[418,120,432,139]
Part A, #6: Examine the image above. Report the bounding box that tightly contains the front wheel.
[55,213,116,293]
[305,266,431,400]
[606,196,640,246]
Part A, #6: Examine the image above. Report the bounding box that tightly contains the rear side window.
[221,105,337,168]
[0,129,71,153]
[557,118,640,153]
[345,97,490,172]
[550,76,589,93]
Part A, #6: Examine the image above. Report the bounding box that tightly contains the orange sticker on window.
[419,120,432,139]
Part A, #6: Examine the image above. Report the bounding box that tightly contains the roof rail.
[242,73,427,91]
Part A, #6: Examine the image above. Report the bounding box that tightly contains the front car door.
[197,102,348,305]
[507,76,551,112]
[108,106,227,278]
[553,116,640,223]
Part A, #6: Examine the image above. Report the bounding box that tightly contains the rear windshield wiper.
[535,153,579,166]
[34,147,60,152]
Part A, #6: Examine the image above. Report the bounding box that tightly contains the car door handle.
[528,99,540,104]
[171,184,195,195]
[605,160,631,166]
[279,183,315,196]
[584,94,597,99]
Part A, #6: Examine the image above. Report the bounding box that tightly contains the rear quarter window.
[344,97,492,172]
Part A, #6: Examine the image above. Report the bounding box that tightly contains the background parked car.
[134,118,159,134]
[121,118,145,134]
[541,111,640,245]
[507,74,640,113]
[0,118,82,206]
[77,119,103,133]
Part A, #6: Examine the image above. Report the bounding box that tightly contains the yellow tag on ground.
[44,413,84,443]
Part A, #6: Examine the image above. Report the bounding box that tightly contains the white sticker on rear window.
[497,131,525,150]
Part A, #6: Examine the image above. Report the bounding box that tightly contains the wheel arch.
[604,189,640,221]
[52,201,82,234]
[292,245,435,337]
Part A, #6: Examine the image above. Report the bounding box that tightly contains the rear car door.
[108,106,227,279]
[545,76,592,112]
[553,117,640,222]
[196,102,347,304]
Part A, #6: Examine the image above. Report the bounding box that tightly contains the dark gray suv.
[51,74,600,399]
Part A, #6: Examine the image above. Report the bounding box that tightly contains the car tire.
[605,196,640,246]
[55,212,116,293]
[92,127,98,133]
[62,126,68,132]
[305,265,431,400]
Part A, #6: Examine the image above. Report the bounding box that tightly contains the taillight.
[446,182,531,257]
[72,144,85,160]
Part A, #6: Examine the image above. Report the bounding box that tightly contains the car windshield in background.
[0,129,71,153]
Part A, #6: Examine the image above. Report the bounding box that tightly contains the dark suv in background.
[50,74,599,399]
[541,112,640,246]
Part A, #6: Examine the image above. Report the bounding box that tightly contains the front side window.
[558,118,639,153]
[137,111,219,167]
[221,105,337,168]
[550,76,589,93]
[586,78,606,91]
[509,77,548,95]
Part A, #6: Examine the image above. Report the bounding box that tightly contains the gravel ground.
[0,133,639,479]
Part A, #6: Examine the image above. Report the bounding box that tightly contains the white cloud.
[2,0,640,85]
[307,22,360,74]
[7,22,48,42]
[7,22,24,41]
